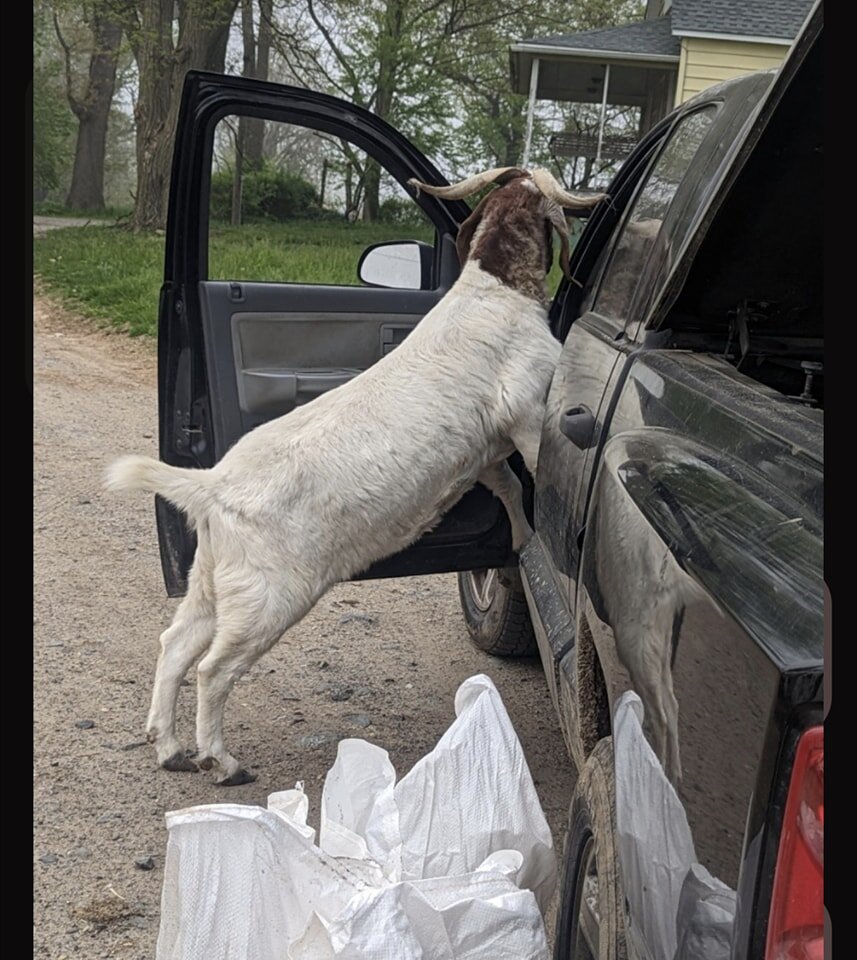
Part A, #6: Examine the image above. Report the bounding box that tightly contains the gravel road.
[33,295,574,958]
[33,216,110,236]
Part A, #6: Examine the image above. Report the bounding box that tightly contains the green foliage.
[210,166,324,222]
[33,6,75,199]
[377,196,429,227]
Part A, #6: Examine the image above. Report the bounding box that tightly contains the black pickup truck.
[155,3,822,957]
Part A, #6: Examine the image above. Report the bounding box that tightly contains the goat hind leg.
[195,631,272,786]
[147,599,215,772]
[147,537,216,771]
[195,583,319,786]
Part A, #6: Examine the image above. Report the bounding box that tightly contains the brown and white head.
[408,167,607,303]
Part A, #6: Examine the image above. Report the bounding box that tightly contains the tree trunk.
[362,159,381,222]
[129,0,238,232]
[363,0,403,221]
[575,156,595,190]
[245,0,272,171]
[62,13,123,211]
[129,0,179,231]
[502,100,525,169]
[344,163,353,217]
[319,158,328,207]
[231,0,256,226]
[231,137,244,225]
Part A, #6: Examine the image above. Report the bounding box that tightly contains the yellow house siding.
[674,37,788,105]
[675,41,689,105]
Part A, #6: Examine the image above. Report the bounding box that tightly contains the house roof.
[519,0,816,56]
[517,16,680,60]
[670,0,815,42]
[509,2,815,105]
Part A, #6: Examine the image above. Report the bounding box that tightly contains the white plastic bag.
[673,863,737,960]
[299,870,550,960]
[157,800,366,960]
[157,675,555,960]
[320,740,400,879]
[394,675,556,913]
[612,691,737,960]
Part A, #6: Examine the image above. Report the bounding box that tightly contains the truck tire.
[457,567,538,657]
[555,738,627,960]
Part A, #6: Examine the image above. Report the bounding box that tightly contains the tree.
[118,0,240,230]
[54,3,123,211]
[268,0,642,219]
[270,0,479,219]
[231,0,274,224]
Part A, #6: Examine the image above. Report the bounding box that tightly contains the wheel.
[456,567,538,657]
[555,738,627,960]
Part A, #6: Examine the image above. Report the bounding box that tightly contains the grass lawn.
[34,219,567,338]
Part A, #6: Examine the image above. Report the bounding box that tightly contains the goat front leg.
[509,407,545,478]
[478,461,533,551]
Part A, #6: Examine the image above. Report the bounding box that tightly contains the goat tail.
[105,455,214,519]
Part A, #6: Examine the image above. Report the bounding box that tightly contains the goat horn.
[407,167,529,200]
[530,168,608,211]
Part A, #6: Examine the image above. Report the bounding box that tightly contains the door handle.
[559,404,597,448]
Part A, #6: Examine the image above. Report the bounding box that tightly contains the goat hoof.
[161,751,198,773]
[216,768,257,787]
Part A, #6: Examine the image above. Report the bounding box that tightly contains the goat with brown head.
[408,167,607,303]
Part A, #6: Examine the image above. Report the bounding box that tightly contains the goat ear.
[557,228,571,279]
[545,202,571,278]
[455,194,490,266]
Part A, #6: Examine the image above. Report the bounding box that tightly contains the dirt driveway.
[33,296,574,958]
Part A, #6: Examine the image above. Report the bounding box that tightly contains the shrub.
[378,196,429,227]
[210,166,322,222]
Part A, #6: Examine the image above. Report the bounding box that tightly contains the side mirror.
[357,240,433,290]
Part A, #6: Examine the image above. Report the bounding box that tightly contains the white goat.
[107,168,605,784]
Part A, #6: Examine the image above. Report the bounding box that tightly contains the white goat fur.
[107,259,561,783]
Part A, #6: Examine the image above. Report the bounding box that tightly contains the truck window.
[592,107,716,328]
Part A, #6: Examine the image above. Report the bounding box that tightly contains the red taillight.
[766,725,824,960]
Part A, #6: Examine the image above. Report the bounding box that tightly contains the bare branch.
[53,11,84,117]
[272,32,354,101]
[306,0,362,94]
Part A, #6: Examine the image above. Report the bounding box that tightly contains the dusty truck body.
[511,10,823,956]
[533,13,822,957]
[153,3,822,956]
